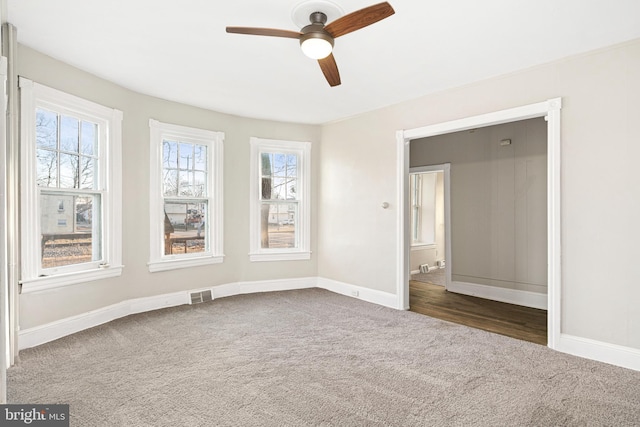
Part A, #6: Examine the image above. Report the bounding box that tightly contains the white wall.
[411,118,547,294]
[318,38,640,350]
[17,45,321,330]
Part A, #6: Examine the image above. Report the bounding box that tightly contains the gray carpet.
[8,288,640,426]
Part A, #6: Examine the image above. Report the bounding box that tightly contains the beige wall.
[319,38,640,349]
[411,118,547,294]
[17,45,320,329]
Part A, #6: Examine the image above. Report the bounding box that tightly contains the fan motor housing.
[300,12,334,48]
[300,27,334,48]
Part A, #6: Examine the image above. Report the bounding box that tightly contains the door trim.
[396,98,562,349]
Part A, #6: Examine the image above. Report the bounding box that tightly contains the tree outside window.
[249,137,310,262]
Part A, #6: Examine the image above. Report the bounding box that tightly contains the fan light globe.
[301,38,332,59]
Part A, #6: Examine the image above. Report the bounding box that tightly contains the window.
[410,172,437,246]
[148,120,224,272]
[19,78,123,292]
[249,137,310,261]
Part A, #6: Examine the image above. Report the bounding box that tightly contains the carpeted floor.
[8,288,640,426]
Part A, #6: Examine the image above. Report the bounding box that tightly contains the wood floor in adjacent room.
[409,280,547,345]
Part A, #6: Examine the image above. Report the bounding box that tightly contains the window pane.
[163,201,207,256]
[272,153,286,177]
[261,153,297,201]
[163,140,178,169]
[179,143,194,169]
[163,170,178,196]
[36,149,58,187]
[286,177,297,200]
[81,121,98,156]
[36,109,57,149]
[260,153,273,200]
[59,153,79,188]
[272,177,286,199]
[261,153,272,178]
[179,171,193,196]
[194,171,206,197]
[193,145,207,171]
[60,115,79,153]
[261,202,297,249]
[78,156,97,189]
[40,193,101,268]
[286,154,297,175]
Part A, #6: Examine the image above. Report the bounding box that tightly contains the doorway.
[396,98,562,349]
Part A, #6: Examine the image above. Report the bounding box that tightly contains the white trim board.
[19,277,399,350]
[19,277,396,350]
[19,277,316,350]
[447,281,547,310]
[317,277,398,309]
[18,292,189,350]
[557,334,640,372]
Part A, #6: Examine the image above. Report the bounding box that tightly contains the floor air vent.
[419,264,430,274]
[190,290,213,304]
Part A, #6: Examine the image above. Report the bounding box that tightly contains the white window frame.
[249,137,311,262]
[409,172,437,247]
[19,78,123,292]
[148,120,224,272]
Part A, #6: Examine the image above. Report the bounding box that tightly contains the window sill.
[20,265,124,294]
[249,251,311,262]
[148,254,224,273]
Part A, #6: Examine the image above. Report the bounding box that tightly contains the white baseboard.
[211,277,316,299]
[316,277,397,309]
[18,277,317,350]
[556,334,640,372]
[448,280,547,310]
[19,291,189,350]
[18,277,640,372]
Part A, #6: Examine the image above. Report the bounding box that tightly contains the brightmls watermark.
[1,405,69,426]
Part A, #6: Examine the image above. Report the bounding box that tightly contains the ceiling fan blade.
[325,2,395,38]
[226,27,301,39]
[318,54,341,87]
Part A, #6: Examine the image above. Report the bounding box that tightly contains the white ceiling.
[7,0,640,124]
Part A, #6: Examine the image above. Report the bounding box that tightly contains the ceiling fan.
[226,2,395,87]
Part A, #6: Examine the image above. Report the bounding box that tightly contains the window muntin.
[250,137,310,262]
[20,78,123,292]
[148,120,224,272]
[162,140,208,256]
[260,152,298,249]
[36,108,103,272]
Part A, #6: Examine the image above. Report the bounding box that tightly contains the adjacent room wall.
[318,38,640,350]
[17,45,321,330]
[410,118,547,294]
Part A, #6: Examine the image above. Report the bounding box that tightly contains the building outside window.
[148,120,224,272]
[19,78,123,291]
[249,137,310,262]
